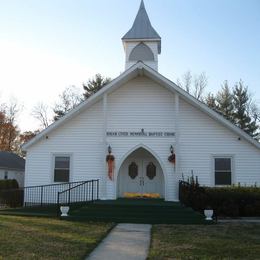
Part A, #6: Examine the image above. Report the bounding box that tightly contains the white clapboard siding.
[24,101,105,195]
[24,74,260,202]
[107,77,175,130]
[106,77,177,200]
[179,98,260,186]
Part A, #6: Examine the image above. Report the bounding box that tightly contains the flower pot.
[60,206,69,217]
[204,209,213,221]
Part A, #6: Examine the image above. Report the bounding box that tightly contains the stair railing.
[57,179,99,215]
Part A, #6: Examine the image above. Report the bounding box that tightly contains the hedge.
[179,180,260,217]
[0,179,23,207]
[0,179,19,190]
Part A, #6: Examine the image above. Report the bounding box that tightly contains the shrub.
[179,180,260,217]
[0,179,22,207]
[0,179,19,190]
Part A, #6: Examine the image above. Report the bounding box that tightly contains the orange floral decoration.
[106,154,115,180]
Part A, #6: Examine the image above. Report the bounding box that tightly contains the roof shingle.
[0,152,25,171]
[122,0,161,40]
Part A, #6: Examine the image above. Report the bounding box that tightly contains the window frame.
[212,155,234,186]
[52,154,72,183]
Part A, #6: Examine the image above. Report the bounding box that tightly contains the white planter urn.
[60,206,70,217]
[204,209,213,221]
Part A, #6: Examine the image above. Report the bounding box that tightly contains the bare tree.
[32,102,51,129]
[177,71,192,93]
[0,99,20,153]
[6,99,21,124]
[193,72,207,101]
[53,86,83,121]
[177,71,208,101]
[248,98,260,124]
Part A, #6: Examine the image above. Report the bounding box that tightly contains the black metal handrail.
[0,180,99,209]
[57,179,99,206]
[24,181,87,207]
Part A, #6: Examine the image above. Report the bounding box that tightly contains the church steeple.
[122,0,161,71]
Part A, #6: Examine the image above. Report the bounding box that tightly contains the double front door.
[118,158,164,197]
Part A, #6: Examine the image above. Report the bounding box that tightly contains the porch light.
[108,145,112,154]
[170,145,174,154]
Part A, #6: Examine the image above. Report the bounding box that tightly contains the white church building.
[23,1,260,202]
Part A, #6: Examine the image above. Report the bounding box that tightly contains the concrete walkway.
[87,223,151,260]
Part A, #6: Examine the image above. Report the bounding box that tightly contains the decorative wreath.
[168,153,176,165]
[106,154,115,162]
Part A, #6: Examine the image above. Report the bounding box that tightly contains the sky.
[0,0,259,131]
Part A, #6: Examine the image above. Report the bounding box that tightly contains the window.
[54,156,70,182]
[128,162,138,179]
[214,157,232,185]
[146,162,156,180]
[129,43,154,61]
[4,171,8,180]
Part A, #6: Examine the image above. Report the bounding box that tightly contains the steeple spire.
[122,0,161,71]
[122,0,161,47]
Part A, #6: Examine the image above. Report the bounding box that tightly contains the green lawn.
[148,223,260,259]
[0,215,113,260]
[2,215,260,260]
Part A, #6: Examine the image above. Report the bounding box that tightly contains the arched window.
[128,162,138,179]
[146,162,156,180]
[129,43,154,61]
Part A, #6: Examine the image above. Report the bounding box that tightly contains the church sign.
[106,129,175,138]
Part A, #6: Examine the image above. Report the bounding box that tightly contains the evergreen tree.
[205,93,218,112]
[232,80,258,137]
[216,81,234,122]
[83,74,111,99]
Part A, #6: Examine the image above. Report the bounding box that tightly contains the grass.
[148,223,260,259]
[0,215,113,260]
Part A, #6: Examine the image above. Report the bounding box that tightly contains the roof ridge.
[22,61,260,151]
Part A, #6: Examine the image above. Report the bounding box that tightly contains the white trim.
[174,93,180,175]
[212,155,234,186]
[122,38,161,42]
[22,63,140,151]
[51,153,73,183]
[22,62,260,151]
[103,94,108,198]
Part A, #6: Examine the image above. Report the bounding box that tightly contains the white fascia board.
[22,61,260,151]
[141,64,260,150]
[22,63,141,151]
[122,38,161,42]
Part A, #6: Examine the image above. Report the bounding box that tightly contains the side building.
[0,151,25,187]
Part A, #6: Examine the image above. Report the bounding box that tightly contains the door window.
[146,162,156,180]
[128,162,138,179]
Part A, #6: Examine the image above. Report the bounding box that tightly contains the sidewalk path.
[87,223,151,260]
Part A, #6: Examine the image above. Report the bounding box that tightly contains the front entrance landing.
[69,199,207,224]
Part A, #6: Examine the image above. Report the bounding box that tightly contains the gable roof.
[122,0,161,52]
[0,152,25,171]
[22,61,260,151]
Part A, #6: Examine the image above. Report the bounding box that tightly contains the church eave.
[22,62,260,151]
